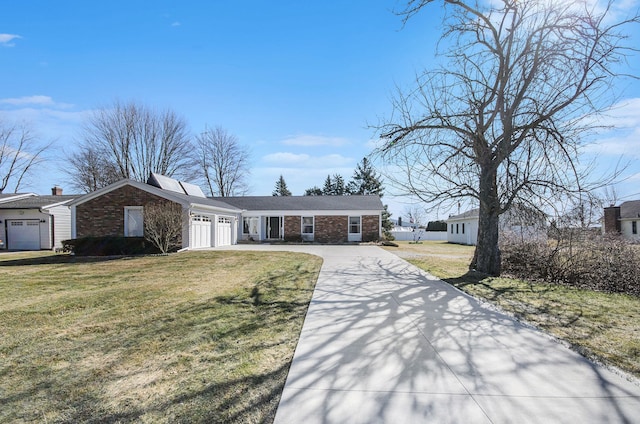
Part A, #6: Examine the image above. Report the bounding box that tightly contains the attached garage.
[0,191,76,251]
[7,219,41,250]
[70,176,242,251]
[191,215,212,248]
[217,217,233,246]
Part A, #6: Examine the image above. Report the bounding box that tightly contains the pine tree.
[322,175,333,195]
[304,186,323,196]
[321,174,347,195]
[332,174,346,195]
[272,175,292,196]
[347,157,383,196]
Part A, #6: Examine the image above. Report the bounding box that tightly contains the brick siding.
[603,206,621,234]
[314,215,348,243]
[362,215,380,242]
[75,185,177,238]
[284,215,301,241]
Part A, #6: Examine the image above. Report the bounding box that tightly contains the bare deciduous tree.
[196,126,250,197]
[143,202,183,253]
[0,119,49,193]
[375,0,638,275]
[71,100,194,188]
[66,145,120,193]
[403,205,426,227]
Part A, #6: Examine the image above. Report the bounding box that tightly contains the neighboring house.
[216,195,384,243]
[69,174,385,250]
[70,174,242,249]
[0,187,76,250]
[603,200,640,242]
[446,209,480,245]
[447,206,547,246]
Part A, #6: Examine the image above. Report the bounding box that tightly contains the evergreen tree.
[382,205,394,240]
[322,175,334,195]
[332,174,346,195]
[272,174,292,196]
[322,174,347,195]
[304,186,323,196]
[347,157,383,196]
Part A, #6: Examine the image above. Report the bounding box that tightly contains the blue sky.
[1,0,640,222]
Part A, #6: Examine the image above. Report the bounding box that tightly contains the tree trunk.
[471,166,501,276]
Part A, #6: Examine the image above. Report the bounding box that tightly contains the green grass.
[384,241,640,378]
[0,250,322,423]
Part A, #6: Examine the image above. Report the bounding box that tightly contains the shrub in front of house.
[63,237,161,256]
[501,233,640,296]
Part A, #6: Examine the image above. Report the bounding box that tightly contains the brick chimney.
[51,186,63,196]
[603,206,621,234]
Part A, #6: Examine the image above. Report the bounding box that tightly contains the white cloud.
[0,33,21,46]
[281,134,350,147]
[261,152,352,168]
[582,98,640,159]
[171,21,181,27]
[0,95,74,109]
[263,152,310,164]
[1,95,54,106]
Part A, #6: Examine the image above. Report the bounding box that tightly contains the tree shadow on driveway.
[274,247,640,423]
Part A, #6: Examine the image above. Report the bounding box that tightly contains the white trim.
[348,215,362,242]
[301,216,314,241]
[0,193,37,204]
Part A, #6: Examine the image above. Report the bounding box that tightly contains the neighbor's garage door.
[7,219,41,250]
[191,215,212,248]
[217,217,232,246]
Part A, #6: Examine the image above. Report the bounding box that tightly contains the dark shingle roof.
[448,208,479,220]
[0,193,30,200]
[0,195,77,209]
[620,200,640,219]
[212,195,384,211]
[166,191,241,211]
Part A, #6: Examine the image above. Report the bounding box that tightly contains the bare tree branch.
[69,100,194,190]
[375,0,638,275]
[195,126,250,197]
[0,119,51,193]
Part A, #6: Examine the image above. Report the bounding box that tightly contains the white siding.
[621,219,640,242]
[46,205,72,249]
[447,218,479,245]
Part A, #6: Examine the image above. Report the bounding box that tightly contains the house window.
[243,217,259,235]
[124,207,144,237]
[633,221,637,235]
[462,223,465,234]
[302,216,314,234]
[451,224,454,234]
[456,223,459,234]
[349,216,361,234]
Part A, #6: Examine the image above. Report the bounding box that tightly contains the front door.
[267,216,281,239]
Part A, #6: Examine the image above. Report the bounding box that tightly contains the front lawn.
[384,241,640,378]
[0,250,322,423]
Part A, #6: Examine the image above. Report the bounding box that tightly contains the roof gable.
[0,195,77,210]
[620,200,640,219]
[70,179,240,213]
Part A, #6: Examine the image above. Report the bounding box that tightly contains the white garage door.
[191,215,212,248]
[7,220,41,250]
[217,217,232,246]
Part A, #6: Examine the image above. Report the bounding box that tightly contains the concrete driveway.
[219,245,640,423]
